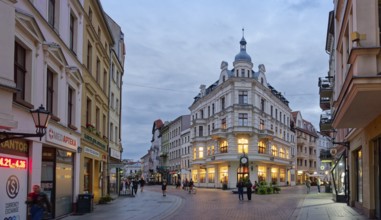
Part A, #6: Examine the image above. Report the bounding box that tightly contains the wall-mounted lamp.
[0,105,51,144]
[77,146,83,153]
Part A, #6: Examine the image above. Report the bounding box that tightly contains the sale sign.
[0,153,28,220]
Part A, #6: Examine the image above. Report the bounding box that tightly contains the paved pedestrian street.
[62,185,368,220]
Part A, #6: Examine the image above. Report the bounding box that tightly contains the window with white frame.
[238,113,248,126]
[238,91,248,104]
[238,138,248,154]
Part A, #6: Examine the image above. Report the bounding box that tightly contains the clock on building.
[240,156,248,164]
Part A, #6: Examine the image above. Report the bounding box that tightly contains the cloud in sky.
[101,0,333,160]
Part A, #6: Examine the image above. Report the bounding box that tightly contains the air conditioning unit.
[330,148,337,156]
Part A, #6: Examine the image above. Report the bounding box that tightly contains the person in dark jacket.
[132,179,139,196]
[139,178,146,192]
[162,180,167,196]
[26,185,51,220]
[236,179,244,201]
[246,180,253,200]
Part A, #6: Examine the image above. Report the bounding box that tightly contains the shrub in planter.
[258,187,267,195]
[266,186,273,194]
[273,186,281,194]
[98,195,114,204]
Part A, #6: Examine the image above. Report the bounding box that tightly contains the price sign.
[0,156,27,169]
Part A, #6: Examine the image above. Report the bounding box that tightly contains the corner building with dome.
[189,34,297,189]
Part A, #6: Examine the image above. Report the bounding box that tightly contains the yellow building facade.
[80,0,114,203]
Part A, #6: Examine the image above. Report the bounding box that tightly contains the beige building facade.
[320,1,381,218]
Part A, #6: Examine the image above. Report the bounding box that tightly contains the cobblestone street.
[63,185,368,220]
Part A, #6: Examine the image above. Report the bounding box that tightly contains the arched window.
[271,145,278,156]
[258,141,266,154]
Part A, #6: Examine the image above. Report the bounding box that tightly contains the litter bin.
[77,194,93,214]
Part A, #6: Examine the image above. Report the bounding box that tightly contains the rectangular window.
[68,86,74,125]
[111,93,114,109]
[238,113,248,126]
[238,138,248,154]
[260,119,265,130]
[238,91,248,104]
[88,7,92,23]
[96,57,100,83]
[258,166,266,182]
[69,12,76,53]
[212,103,215,114]
[280,169,285,182]
[116,99,119,114]
[115,126,118,143]
[221,118,226,129]
[208,106,210,117]
[14,42,26,101]
[110,123,114,142]
[275,109,278,120]
[271,168,278,184]
[219,140,228,153]
[46,68,54,114]
[48,0,55,27]
[356,149,363,202]
[198,126,203,137]
[96,107,100,132]
[258,141,266,154]
[221,97,225,110]
[208,168,215,183]
[103,70,107,91]
[86,98,92,126]
[198,147,204,158]
[103,114,107,137]
[193,148,197,160]
[87,42,92,71]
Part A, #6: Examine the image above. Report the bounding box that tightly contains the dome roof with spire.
[234,36,252,62]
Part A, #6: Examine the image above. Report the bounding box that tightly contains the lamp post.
[0,105,51,143]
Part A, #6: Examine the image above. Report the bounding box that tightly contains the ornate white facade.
[189,35,296,189]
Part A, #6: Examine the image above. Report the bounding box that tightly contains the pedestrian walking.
[162,180,167,196]
[26,185,52,220]
[139,178,146,192]
[317,178,321,193]
[236,179,244,201]
[246,180,253,200]
[253,180,259,194]
[306,179,311,194]
[189,179,194,194]
[132,179,138,196]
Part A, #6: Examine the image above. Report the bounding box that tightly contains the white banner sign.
[84,147,100,158]
[0,153,28,220]
[110,148,121,160]
[46,126,78,150]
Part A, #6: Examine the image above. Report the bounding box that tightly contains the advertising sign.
[46,126,78,150]
[0,153,28,220]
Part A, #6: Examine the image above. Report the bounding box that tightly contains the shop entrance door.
[237,166,249,182]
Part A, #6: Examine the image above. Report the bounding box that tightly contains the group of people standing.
[236,179,259,201]
[120,178,146,196]
[305,177,321,194]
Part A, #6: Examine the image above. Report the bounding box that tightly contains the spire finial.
[242,28,245,38]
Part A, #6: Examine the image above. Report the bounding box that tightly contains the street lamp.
[0,105,51,143]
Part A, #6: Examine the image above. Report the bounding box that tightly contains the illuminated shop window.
[258,166,266,182]
[208,168,215,183]
[271,168,278,184]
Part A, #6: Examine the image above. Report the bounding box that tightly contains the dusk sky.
[101,0,333,161]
